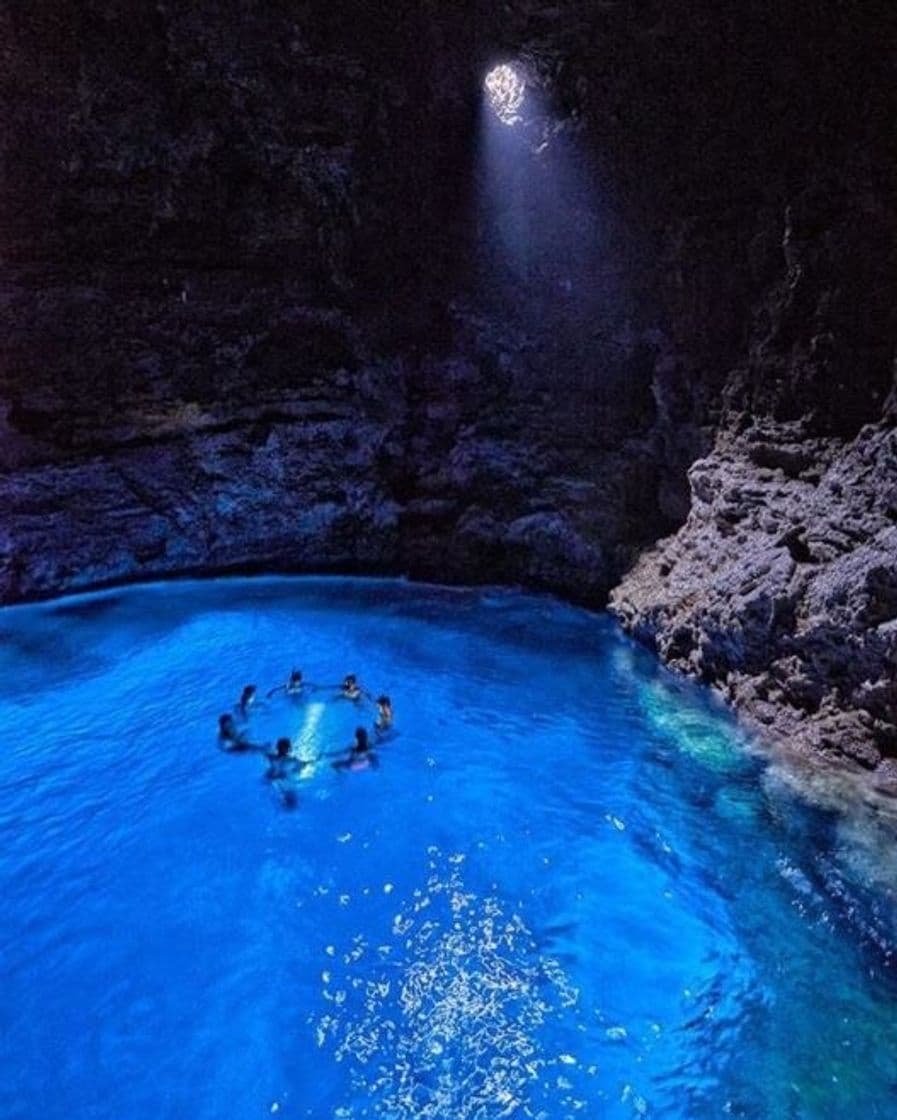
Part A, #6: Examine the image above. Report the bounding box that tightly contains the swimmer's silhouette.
[267,669,313,699]
[218,713,265,753]
[265,738,306,809]
[374,694,394,736]
[339,674,363,701]
[237,684,258,718]
[332,727,378,771]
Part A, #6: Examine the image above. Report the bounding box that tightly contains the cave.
[2,0,897,1113]
[4,0,895,776]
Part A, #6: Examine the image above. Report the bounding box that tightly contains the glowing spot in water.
[295,701,326,774]
[485,64,526,126]
[312,849,587,1119]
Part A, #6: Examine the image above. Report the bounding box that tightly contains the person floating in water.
[332,726,378,771]
[340,674,363,702]
[267,669,306,699]
[238,684,258,718]
[265,737,306,780]
[264,738,307,809]
[374,694,394,736]
[218,712,262,753]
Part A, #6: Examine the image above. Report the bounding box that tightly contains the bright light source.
[484,64,526,126]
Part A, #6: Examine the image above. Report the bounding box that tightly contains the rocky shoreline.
[611,416,897,791]
[2,415,895,791]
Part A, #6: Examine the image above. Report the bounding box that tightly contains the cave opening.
[484,62,527,126]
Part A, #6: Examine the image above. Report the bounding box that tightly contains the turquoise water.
[1,576,896,1120]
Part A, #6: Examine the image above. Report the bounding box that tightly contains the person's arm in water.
[218,714,267,753]
[219,737,269,754]
[333,752,379,771]
[315,746,353,761]
[316,742,363,764]
[321,675,357,690]
[265,758,306,779]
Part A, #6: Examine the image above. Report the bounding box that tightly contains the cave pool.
[1,576,896,1120]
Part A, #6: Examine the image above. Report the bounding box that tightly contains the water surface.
[1,577,895,1119]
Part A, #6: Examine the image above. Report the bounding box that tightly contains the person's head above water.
[240,684,257,708]
[343,674,357,689]
[288,669,303,688]
[219,713,238,738]
[375,696,393,730]
[274,737,292,758]
[354,726,369,752]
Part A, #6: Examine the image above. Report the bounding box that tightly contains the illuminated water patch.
[313,848,589,1119]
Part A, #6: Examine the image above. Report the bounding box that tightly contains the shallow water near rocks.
[1,576,896,1120]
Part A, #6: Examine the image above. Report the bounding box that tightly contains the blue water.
[1,577,897,1120]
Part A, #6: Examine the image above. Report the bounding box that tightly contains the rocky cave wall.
[0,0,658,602]
[1,0,895,769]
[611,183,897,784]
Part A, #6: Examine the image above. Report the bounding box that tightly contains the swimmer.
[267,669,306,699]
[332,726,378,771]
[238,684,258,717]
[375,694,394,735]
[265,737,305,810]
[265,737,306,780]
[219,712,241,744]
[218,712,261,753]
[340,674,363,702]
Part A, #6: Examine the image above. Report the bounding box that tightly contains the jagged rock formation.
[1,1,895,770]
[611,418,897,785]
[612,188,897,783]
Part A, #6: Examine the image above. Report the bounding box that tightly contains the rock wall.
[0,0,688,605]
[611,186,897,782]
[0,270,668,604]
[611,419,897,783]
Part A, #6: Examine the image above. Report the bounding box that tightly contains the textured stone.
[611,422,897,774]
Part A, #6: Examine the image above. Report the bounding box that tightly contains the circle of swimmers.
[217,671,393,809]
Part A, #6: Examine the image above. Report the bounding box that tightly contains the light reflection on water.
[0,576,895,1120]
